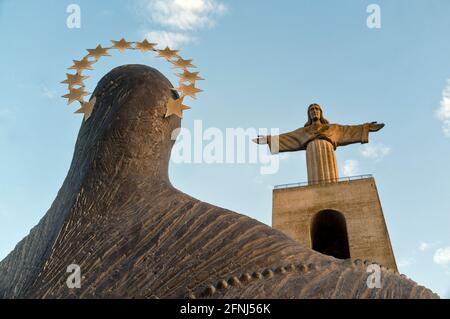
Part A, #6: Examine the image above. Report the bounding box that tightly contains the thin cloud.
[342,159,359,177]
[146,0,227,30]
[436,80,450,137]
[139,0,227,48]
[398,257,414,268]
[360,143,391,161]
[433,246,450,266]
[42,85,56,100]
[146,31,194,49]
[418,241,439,252]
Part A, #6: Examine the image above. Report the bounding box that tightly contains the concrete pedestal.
[272,177,397,271]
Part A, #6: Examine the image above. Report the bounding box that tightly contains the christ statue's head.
[304,103,330,127]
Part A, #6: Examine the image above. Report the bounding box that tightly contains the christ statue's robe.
[267,123,370,184]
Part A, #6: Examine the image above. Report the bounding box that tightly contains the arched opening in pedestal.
[311,210,350,259]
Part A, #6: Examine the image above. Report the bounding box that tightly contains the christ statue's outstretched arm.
[252,127,309,154]
[252,104,385,184]
[335,122,385,147]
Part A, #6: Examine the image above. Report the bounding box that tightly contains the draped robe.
[267,123,370,184]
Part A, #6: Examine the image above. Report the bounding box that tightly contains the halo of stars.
[61,38,204,121]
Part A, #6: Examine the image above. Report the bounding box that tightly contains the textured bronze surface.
[0,65,439,299]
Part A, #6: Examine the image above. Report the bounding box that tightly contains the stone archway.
[311,210,351,259]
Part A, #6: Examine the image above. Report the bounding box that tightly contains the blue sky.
[0,0,449,298]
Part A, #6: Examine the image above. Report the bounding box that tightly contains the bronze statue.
[0,66,437,299]
[253,104,384,183]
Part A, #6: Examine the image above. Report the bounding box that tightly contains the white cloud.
[360,143,391,161]
[146,31,194,49]
[436,80,450,137]
[42,85,56,100]
[419,242,432,251]
[418,241,439,252]
[342,159,359,177]
[398,257,414,268]
[138,0,227,49]
[146,0,227,31]
[433,247,450,266]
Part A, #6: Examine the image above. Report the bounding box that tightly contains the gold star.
[74,96,97,121]
[165,96,190,118]
[62,87,90,105]
[86,45,111,60]
[68,57,94,72]
[170,57,196,70]
[176,70,204,84]
[111,38,133,53]
[61,73,88,87]
[156,46,180,59]
[176,83,203,99]
[135,39,157,52]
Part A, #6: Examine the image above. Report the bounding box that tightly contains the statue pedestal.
[272,176,397,271]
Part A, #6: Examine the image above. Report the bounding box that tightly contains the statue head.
[304,103,329,127]
[79,64,180,183]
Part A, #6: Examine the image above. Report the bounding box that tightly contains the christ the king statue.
[253,104,385,184]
